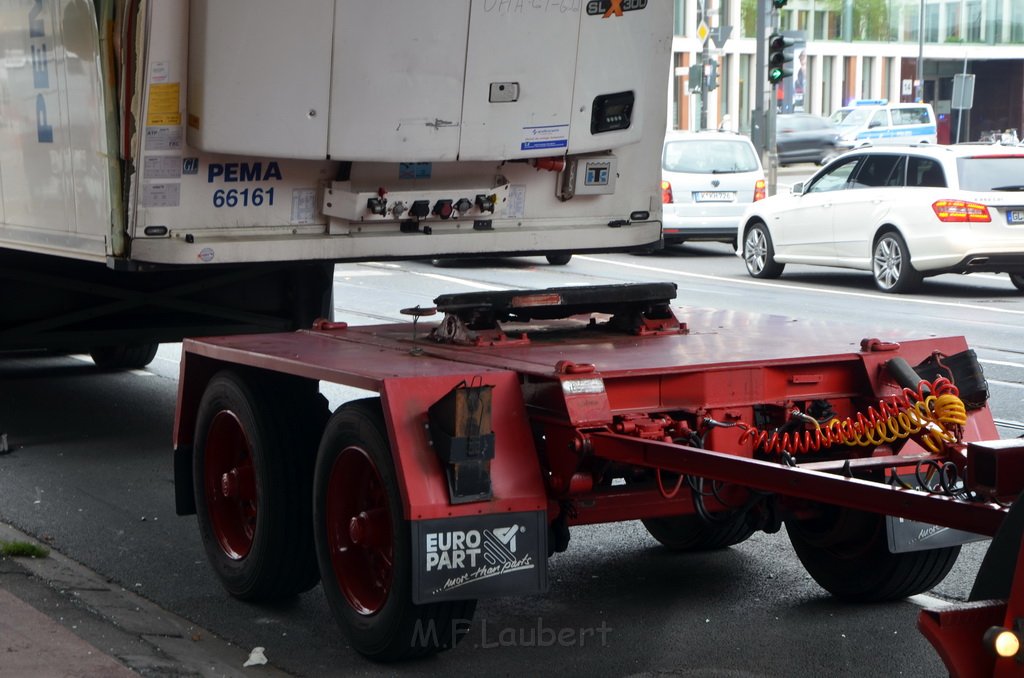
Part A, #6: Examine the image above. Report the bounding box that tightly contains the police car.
[830,100,937,150]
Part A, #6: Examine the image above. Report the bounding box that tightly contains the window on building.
[862,56,874,97]
[674,0,687,37]
[982,0,1002,44]
[965,0,981,42]
[945,1,961,41]
[925,3,940,42]
[1014,1,1024,43]
[904,3,920,42]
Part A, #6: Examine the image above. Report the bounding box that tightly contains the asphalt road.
[2,238,1022,677]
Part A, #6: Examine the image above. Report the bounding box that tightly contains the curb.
[0,522,291,677]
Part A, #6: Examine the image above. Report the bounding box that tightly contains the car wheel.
[743,222,785,279]
[872,231,921,293]
[1010,273,1024,292]
[546,254,572,266]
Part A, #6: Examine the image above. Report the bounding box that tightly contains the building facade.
[672,0,1024,143]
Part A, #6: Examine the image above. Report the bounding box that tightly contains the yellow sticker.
[147,82,181,126]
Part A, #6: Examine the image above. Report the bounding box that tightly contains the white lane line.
[333,269,392,278]
[980,359,1024,370]
[413,272,509,291]
[989,379,1024,390]
[577,255,1024,317]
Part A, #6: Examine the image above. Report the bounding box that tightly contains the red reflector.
[932,199,991,223]
[511,293,563,308]
[661,180,673,204]
[754,179,767,202]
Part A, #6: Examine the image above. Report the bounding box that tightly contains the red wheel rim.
[326,446,394,615]
[204,410,257,560]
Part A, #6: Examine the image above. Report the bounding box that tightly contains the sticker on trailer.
[143,156,183,180]
[291,189,317,224]
[521,124,568,151]
[411,511,547,603]
[144,126,183,151]
[141,182,181,208]
[146,83,181,126]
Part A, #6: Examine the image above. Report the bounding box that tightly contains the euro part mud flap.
[886,515,987,553]
[411,511,548,604]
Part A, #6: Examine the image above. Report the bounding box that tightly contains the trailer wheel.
[89,343,159,369]
[193,370,322,601]
[642,514,755,551]
[314,398,476,661]
[786,507,960,602]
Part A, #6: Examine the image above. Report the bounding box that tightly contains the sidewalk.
[0,522,289,678]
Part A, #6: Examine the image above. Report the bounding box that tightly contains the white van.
[830,100,937,150]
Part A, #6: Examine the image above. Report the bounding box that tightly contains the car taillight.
[661,180,673,204]
[932,199,991,223]
[754,179,766,202]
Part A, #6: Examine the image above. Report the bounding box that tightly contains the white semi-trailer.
[0,0,670,366]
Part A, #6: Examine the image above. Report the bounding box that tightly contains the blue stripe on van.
[857,124,937,141]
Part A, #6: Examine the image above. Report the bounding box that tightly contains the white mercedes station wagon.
[737,144,1024,293]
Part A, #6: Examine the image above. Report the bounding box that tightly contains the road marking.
[413,272,508,291]
[333,269,392,278]
[578,255,1024,317]
[989,379,1024,390]
[980,358,1024,370]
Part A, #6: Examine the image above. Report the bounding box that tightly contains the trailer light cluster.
[984,625,1021,659]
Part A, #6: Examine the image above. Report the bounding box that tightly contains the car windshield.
[957,156,1024,191]
[663,139,759,174]
[834,108,873,128]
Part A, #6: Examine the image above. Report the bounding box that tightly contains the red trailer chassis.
[171,283,1024,667]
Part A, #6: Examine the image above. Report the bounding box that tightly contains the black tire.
[872,231,922,293]
[89,343,159,369]
[642,514,755,551]
[546,253,572,266]
[743,222,785,279]
[193,370,322,601]
[786,508,960,602]
[314,398,475,661]
[1010,273,1024,292]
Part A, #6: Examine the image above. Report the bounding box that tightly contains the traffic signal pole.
[699,0,709,130]
[763,1,794,196]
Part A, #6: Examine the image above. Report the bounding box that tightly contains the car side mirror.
[791,182,804,195]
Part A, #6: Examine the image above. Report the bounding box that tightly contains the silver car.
[661,131,766,246]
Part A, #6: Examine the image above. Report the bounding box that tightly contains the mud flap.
[886,515,986,554]
[411,511,548,604]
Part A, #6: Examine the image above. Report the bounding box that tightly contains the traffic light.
[707,59,719,92]
[687,64,702,94]
[768,33,795,85]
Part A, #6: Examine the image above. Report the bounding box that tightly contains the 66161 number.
[212,187,275,208]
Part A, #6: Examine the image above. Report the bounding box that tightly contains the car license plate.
[1007,210,1024,225]
[695,191,734,202]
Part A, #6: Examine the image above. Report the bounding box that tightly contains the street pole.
[915,0,924,102]
[699,0,709,130]
[752,0,768,160]
[766,3,779,197]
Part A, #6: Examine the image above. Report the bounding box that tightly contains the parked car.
[661,131,766,246]
[737,144,1024,293]
[776,113,839,166]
